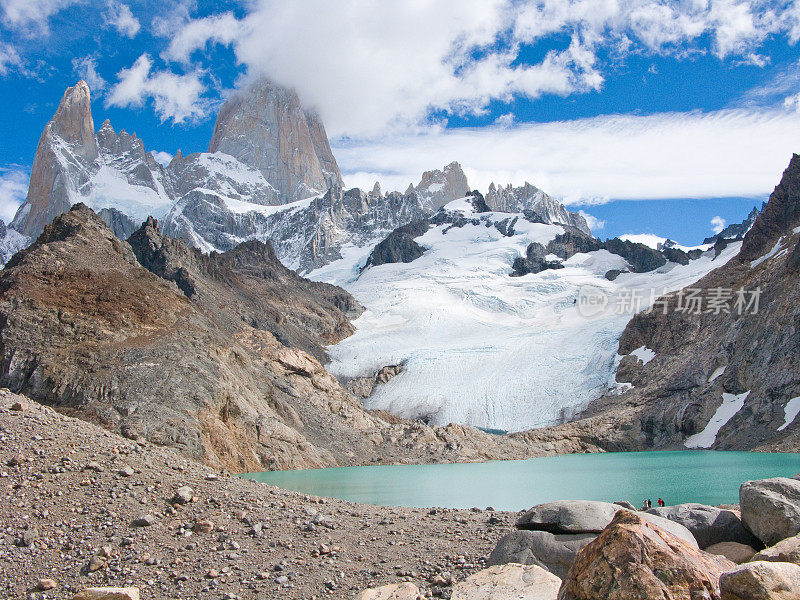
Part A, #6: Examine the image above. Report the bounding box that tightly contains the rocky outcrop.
[450,564,561,600]
[513,228,687,278]
[739,155,800,263]
[646,503,760,549]
[10,82,174,240]
[11,81,97,238]
[740,478,800,546]
[364,221,429,269]
[719,561,800,600]
[208,78,342,203]
[559,511,734,600]
[703,206,761,245]
[510,242,565,276]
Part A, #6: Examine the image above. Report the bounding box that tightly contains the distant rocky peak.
[485,180,591,235]
[207,76,344,203]
[414,161,469,210]
[49,80,97,161]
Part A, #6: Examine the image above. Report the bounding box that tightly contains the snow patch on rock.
[685,391,751,448]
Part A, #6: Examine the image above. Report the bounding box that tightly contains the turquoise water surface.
[242,451,800,510]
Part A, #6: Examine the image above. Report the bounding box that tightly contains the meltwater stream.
[242,451,800,510]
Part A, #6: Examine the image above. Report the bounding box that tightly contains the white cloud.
[0,0,80,34]
[105,54,208,124]
[105,1,140,38]
[72,55,106,92]
[154,1,800,138]
[579,210,605,231]
[335,108,800,202]
[711,215,727,234]
[0,167,28,223]
[150,150,172,166]
[0,42,22,75]
[785,91,800,112]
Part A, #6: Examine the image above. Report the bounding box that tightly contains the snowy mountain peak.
[207,77,344,203]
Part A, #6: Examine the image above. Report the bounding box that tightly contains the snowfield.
[311,198,742,432]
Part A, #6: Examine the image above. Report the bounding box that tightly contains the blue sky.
[1,0,800,244]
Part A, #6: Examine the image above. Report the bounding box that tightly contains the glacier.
[311,198,743,433]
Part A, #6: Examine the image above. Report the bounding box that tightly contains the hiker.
[658,498,664,507]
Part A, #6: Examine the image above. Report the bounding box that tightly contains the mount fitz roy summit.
[4,79,588,273]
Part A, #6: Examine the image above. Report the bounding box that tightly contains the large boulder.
[705,542,757,564]
[487,530,595,578]
[451,563,561,600]
[355,583,422,600]
[517,500,698,547]
[559,511,734,600]
[740,478,800,546]
[647,503,760,549]
[719,561,800,600]
[751,533,800,564]
[516,500,618,534]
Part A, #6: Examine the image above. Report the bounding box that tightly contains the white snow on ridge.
[312,199,743,432]
[684,391,750,448]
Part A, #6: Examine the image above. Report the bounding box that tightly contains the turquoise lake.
[242,451,800,510]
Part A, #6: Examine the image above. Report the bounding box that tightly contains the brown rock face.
[208,77,343,203]
[559,511,734,600]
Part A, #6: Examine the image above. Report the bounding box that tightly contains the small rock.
[355,583,422,600]
[171,486,193,505]
[451,564,561,600]
[36,579,57,591]
[117,466,134,478]
[71,588,140,600]
[18,528,39,547]
[192,519,215,534]
[131,514,156,527]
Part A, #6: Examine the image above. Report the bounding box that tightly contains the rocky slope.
[515,154,800,452]
[0,391,516,600]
